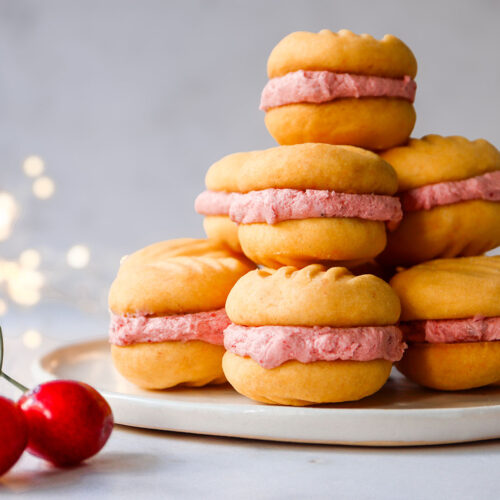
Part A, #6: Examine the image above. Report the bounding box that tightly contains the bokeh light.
[22,329,42,349]
[23,155,45,177]
[1,260,45,306]
[67,244,90,269]
[0,260,17,285]
[8,274,43,305]
[33,176,55,199]
[0,192,19,241]
[19,249,41,270]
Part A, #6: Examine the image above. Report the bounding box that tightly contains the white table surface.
[1,335,500,499]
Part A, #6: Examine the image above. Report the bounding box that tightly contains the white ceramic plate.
[32,339,500,446]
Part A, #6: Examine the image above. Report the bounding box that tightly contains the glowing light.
[6,266,44,306]
[33,176,55,199]
[9,286,41,306]
[0,299,7,316]
[67,245,90,269]
[0,260,18,285]
[0,192,19,241]
[0,256,44,306]
[19,249,41,270]
[22,329,42,349]
[23,156,45,177]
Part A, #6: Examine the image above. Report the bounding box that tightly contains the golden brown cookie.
[223,353,392,406]
[379,135,500,267]
[222,265,404,406]
[109,238,254,390]
[205,151,257,192]
[391,256,500,391]
[237,143,397,194]
[238,218,387,269]
[203,216,241,253]
[390,255,500,321]
[380,135,500,191]
[379,201,500,267]
[268,29,417,79]
[226,265,400,327]
[265,99,416,151]
[112,341,226,390]
[262,30,417,150]
[109,238,253,315]
[397,342,500,391]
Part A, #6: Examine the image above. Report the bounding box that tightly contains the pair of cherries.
[0,327,114,476]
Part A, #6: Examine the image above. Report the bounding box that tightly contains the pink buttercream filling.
[229,188,402,225]
[260,70,416,111]
[109,308,230,346]
[402,315,500,344]
[195,190,234,216]
[401,170,500,211]
[224,323,405,369]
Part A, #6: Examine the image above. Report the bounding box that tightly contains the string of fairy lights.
[0,155,92,348]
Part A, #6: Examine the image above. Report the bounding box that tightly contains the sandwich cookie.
[391,256,500,390]
[379,135,500,267]
[230,143,402,268]
[261,29,417,150]
[223,265,405,406]
[108,238,254,389]
[195,152,256,252]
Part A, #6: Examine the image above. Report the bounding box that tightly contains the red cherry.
[18,380,114,467]
[0,395,28,476]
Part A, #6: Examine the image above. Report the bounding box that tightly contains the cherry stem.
[0,326,29,393]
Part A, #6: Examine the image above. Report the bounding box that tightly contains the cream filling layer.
[109,308,230,346]
[401,315,500,344]
[195,190,234,216]
[229,188,402,225]
[401,171,500,211]
[224,323,405,369]
[260,70,416,111]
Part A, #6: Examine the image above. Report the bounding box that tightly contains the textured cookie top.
[226,264,401,327]
[267,29,417,79]
[109,239,254,315]
[381,135,500,192]
[237,144,398,195]
[390,256,500,321]
[205,151,259,192]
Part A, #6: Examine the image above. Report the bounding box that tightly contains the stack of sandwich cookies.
[231,143,402,268]
[261,29,417,150]
[379,135,500,267]
[391,256,500,390]
[109,239,254,389]
[223,265,405,406]
[195,152,257,253]
[125,27,500,407]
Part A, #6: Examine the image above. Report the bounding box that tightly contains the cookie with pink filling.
[232,143,402,268]
[222,265,404,406]
[195,151,258,252]
[391,256,500,390]
[261,29,417,150]
[108,238,254,389]
[379,135,500,267]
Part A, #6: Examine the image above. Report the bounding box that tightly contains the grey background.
[0,0,499,338]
